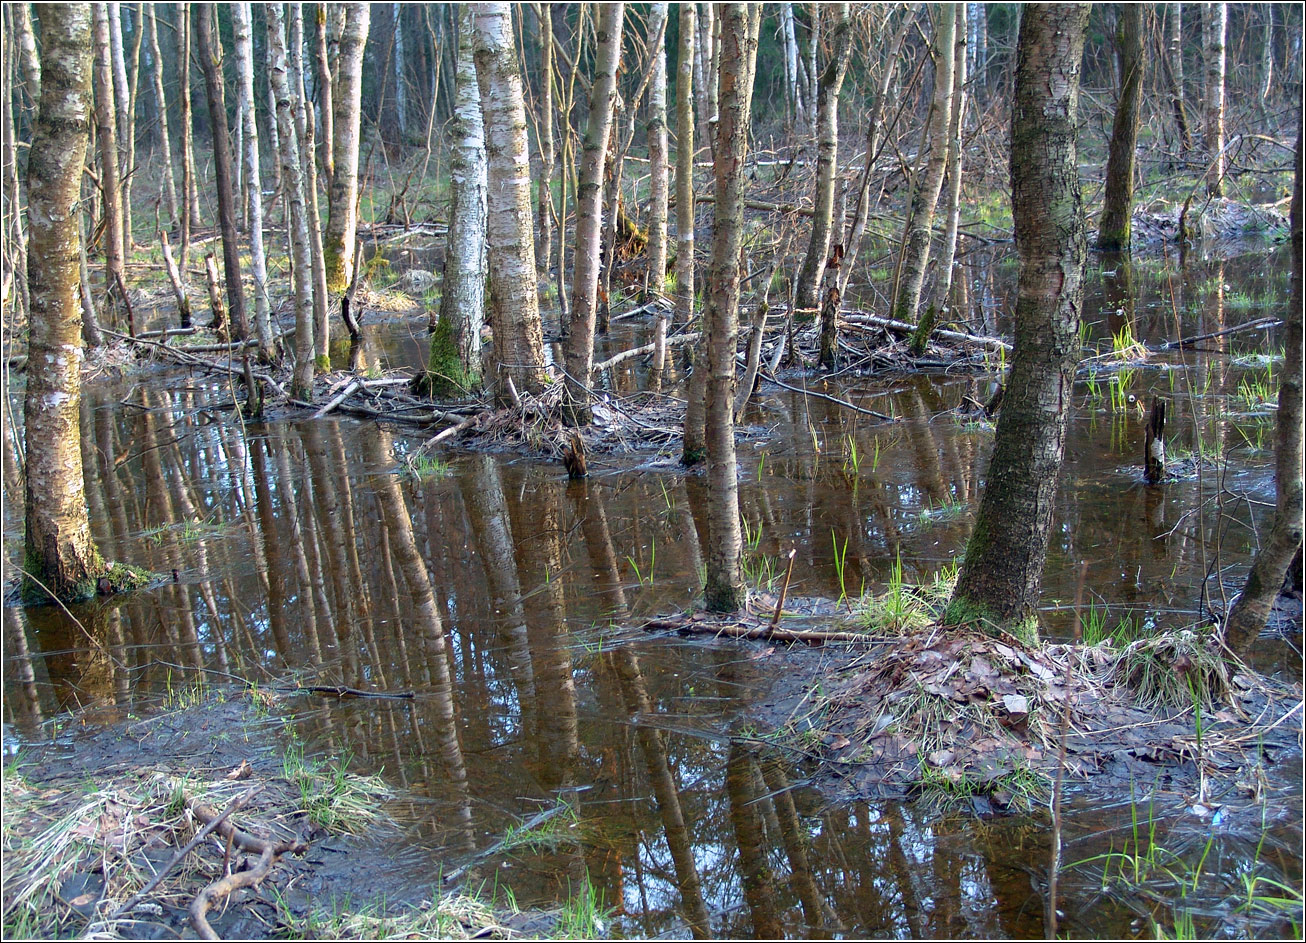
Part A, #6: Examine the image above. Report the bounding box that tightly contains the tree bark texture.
[562,3,625,423]
[195,3,248,340]
[24,3,107,600]
[793,3,852,312]
[92,3,127,308]
[178,4,201,254]
[231,3,275,362]
[893,5,956,326]
[703,4,761,614]
[1224,115,1303,651]
[1203,3,1227,196]
[936,3,968,311]
[314,4,335,185]
[324,2,369,293]
[146,6,179,231]
[472,3,548,405]
[428,6,487,394]
[1166,4,1191,152]
[13,3,41,109]
[646,3,670,293]
[266,3,316,399]
[949,3,1089,634]
[536,2,554,279]
[678,5,705,465]
[1098,4,1143,251]
[289,4,330,368]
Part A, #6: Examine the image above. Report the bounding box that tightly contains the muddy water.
[3,243,1300,938]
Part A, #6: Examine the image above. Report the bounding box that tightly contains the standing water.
[3,243,1300,938]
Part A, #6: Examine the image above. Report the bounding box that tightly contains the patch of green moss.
[412,318,477,398]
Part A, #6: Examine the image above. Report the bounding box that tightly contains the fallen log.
[641,616,872,645]
[842,311,1012,352]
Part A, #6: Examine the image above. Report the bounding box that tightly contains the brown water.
[3,243,1300,938]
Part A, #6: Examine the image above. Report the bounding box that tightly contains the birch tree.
[679,5,707,463]
[178,3,201,260]
[793,4,853,313]
[1097,4,1144,251]
[419,6,486,396]
[195,3,248,339]
[92,3,127,309]
[562,3,625,424]
[324,2,369,293]
[23,4,114,600]
[1203,3,1227,197]
[646,3,670,294]
[267,3,316,398]
[290,4,330,369]
[232,3,276,361]
[892,4,956,327]
[536,3,554,279]
[472,3,548,403]
[703,4,761,613]
[146,6,179,231]
[948,3,1090,635]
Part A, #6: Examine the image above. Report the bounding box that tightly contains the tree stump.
[1145,396,1167,483]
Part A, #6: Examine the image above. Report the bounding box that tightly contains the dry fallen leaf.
[1002,694,1029,715]
[225,760,253,781]
[828,734,850,750]
[70,893,97,907]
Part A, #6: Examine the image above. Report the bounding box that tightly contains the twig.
[287,684,415,699]
[760,369,894,421]
[641,616,871,645]
[1161,316,1279,350]
[97,786,262,928]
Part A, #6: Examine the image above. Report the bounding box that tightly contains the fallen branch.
[760,369,895,421]
[1162,316,1279,350]
[98,786,262,928]
[289,684,415,699]
[641,616,872,645]
[842,311,1012,352]
[312,380,362,418]
[187,796,307,940]
[593,331,702,373]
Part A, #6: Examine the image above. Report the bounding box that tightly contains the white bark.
[893,5,956,324]
[434,6,487,384]
[324,2,369,292]
[267,3,316,398]
[393,3,408,137]
[290,3,330,367]
[937,4,968,311]
[647,3,670,293]
[146,6,179,230]
[1204,3,1227,196]
[232,3,275,360]
[472,2,548,403]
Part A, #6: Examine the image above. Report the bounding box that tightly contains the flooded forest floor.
[4,217,1304,938]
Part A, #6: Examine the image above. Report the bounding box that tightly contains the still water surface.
[3,244,1300,937]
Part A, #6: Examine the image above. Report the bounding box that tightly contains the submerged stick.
[772,549,798,628]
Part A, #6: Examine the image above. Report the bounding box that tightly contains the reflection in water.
[1,242,1297,939]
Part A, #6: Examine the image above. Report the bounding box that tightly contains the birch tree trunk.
[646,3,670,294]
[678,5,706,463]
[535,3,554,280]
[146,6,179,231]
[703,3,761,614]
[562,2,625,424]
[195,3,248,340]
[1203,3,1227,197]
[232,3,276,361]
[421,5,486,396]
[290,3,330,369]
[1097,4,1143,251]
[179,3,202,258]
[13,3,41,108]
[1167,4,1191,152]
[695,4,715,154]
[92,3,127,309]
[1224,116,1303,652]
[324,2,369,293]
[108,3,133,244]
[793,3,853,312]
[948,3,1089,635]
[314,4,334,185]
[936,4,968,310]
[781,4,803,132]
[3,22,31,324]
[24,3,111,601]
[267,3,317,399]
[892,5,956,325]
[472,3,548,404]
[393,3,408,139]
[969,2,986,107]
